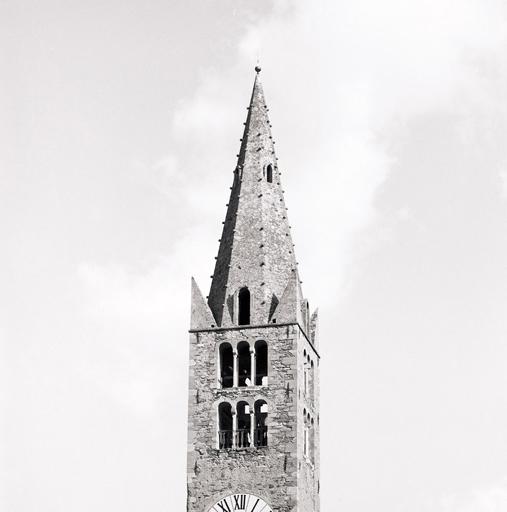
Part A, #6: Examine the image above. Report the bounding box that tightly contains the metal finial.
[255,55,261,73]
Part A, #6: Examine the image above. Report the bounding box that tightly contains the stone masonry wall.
[296,331,320,512]
[187,322,319,512]
[187,324,299,512]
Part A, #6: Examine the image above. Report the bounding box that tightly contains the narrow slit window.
[266,164,273,183]
[310,417,315,463]
[238,287,250,325]
[309,359,315,399]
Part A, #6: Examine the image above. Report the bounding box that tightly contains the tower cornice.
[189,321,320,359]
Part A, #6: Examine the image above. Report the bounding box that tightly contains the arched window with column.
[254,400,268,447]
[219,343,233,388]
[236,401,251,448]
[254,340,268,386]
[237,341,251,387]
[218,402,233,449]
[238,287,250,325]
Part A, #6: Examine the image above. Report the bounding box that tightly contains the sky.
[1,0,507,511]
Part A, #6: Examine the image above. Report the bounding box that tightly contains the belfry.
[187,67,320,512]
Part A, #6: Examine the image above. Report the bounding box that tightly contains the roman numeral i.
[249,499,259,512]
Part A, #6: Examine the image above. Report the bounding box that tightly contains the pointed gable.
[270,272,304,325]
[190,277,217,330]
[309,308,319,349]
[207,68,299,327]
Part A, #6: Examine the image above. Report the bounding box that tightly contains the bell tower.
[187,67,320,512]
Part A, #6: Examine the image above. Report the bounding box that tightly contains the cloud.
[220,0,507,303]
[500,168,507,198]
[439,479,507,512]
[74,230,208,416]
[65,2,507,510]
[76,0,507,405]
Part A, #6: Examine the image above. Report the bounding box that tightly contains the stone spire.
[207,68,300,327]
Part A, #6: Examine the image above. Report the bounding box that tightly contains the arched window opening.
[310,361,315,400]
[266,164,273,183]
[238,287,250,325]
[218,402,233,449]
[236,401,251,448]
[255,340,268,386]
[237,341,251,387]
[303,412,311,459]
[254,400,268,447]
[310,417,315,463]
[219,343,233,388]
[309,359,315,400]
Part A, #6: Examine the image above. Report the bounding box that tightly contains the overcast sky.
[2,1,507,511]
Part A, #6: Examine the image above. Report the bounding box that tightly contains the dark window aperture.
[236,401,251,448]
[218,400,268,450]
[237,341,251,387]
[266,164,273,183]
[219,343,233,388]
[238,287,250,325]
[255,340,268,386]
[254,400,268,447]
[218,402,233,449]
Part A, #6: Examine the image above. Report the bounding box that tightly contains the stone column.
[250,410,255,447]
[250,349,256,386]
[232,409,237,449]
[233,349,238,388]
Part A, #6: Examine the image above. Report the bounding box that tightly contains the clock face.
[208,493,271,512]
